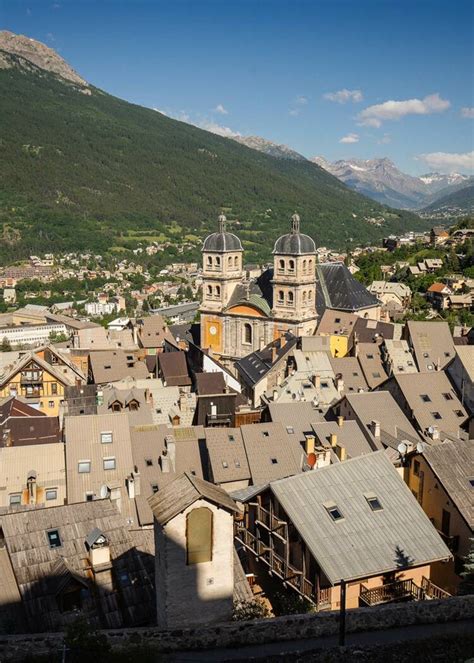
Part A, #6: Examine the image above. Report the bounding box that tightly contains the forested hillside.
[0,49,428,263]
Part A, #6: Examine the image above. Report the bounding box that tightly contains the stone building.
[149,472,240,628]
[200,213,318,365]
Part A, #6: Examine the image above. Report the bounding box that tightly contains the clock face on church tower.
[209,325,217,336]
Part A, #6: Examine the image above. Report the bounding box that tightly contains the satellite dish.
[397,442,407,455]
[99,484,109,499]
[416,442,425,454]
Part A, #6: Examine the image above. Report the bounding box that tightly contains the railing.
[254,505,287,532]
[421,576,451,600]
[206,412,232,426]
[235,525,330,609]
[360,579,422,606]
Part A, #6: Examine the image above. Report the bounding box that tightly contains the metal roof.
[270,451,451,585]
[202,232,243,253]
[273,232,316,255]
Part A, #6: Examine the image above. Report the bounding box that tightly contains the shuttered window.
[186,507,213,564]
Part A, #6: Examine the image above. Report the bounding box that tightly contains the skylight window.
[454,410,464,417]
[47,529,62,549]
[262,431,269,437]
[431,412,442,420]
[235,460,241,468]
[443,393,453,401]
[222,461,228,468]
[366,495,383,511]
[469,479,474,488]
[286,426,295,434]
[271,458,278,464]
[366,354,374,360]
[228,434,235,442]
[420,394,431,403]
[145,458,153,467]
[324,504,344,522]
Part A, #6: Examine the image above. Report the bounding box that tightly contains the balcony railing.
[421,576,451,600]
[235,525,331,609]
[360,579,423,606]
[206,412,232,426]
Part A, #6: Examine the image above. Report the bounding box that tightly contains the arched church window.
[228,256,232,267]
[215,256,221,267]
[243,323,252,345]
[278,259,285,272]
[308,259,313,271]
[186,507,213,564]
[215,285,221,298]
[302,291,307,303]
[288,259,295,273]
[287,291,294,305]
[207,256,213,267]
[303,259,307,273]
[234,255,239,268]
[207,285,212,297]
[277,290,284,304]
[308,290,313,301]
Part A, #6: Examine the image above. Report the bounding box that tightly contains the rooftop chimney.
[165,434,176,471]
[161,449,171,473]
[371,420,381,438]
[85,529,111,569]
[27,471,37,505]
[337,415,344,428]
[127,469,141,499]
[312,374,321,390]
[305,434,315,455]
[329,433,338,447]
[335,375,344,394]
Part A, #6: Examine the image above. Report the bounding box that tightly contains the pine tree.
[459,537,474,595]
[0,337,12,352]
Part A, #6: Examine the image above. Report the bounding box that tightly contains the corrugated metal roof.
[270,451,451,585]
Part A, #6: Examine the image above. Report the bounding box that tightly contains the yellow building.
[0,347,85,416]
[406,439,473,594]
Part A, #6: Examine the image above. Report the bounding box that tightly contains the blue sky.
[2,0,473,173]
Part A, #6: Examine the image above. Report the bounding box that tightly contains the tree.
[0,337,12,352]
[459,538,474,595]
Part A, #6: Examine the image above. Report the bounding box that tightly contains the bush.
[233,598,270,620]
[64,616,111,660]
[271,590,314,616]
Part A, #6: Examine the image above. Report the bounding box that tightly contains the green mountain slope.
[422,183,474,213]
[0,49,428,263]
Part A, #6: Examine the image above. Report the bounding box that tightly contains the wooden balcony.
[421,576,451,600]
[360,579,423,606]
[235,525,331,609]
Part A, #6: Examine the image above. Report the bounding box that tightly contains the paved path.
[169,618,474,662]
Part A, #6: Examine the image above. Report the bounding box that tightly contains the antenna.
[397,442,407,456]
[416,442,425,454]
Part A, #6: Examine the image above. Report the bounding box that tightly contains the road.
[169,617,474,662]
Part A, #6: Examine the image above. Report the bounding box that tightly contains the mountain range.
[227,132,471,211]
[0,31,428,263]
[312,157,471,210]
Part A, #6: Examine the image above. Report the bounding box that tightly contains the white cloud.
[324,89,363,104]
[378,133,392,145]
[289,95,308,116]
[198,120,240,137]
[461,107,474,119]
[214,103,228,115]
[358,93,450,127]
[416,150,474,172]
[339,133,359,144]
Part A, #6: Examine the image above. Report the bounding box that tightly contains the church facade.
[200,214,320,364]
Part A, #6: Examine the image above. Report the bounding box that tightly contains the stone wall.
[1,595,473,660]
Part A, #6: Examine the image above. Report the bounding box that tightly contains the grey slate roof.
[317,263,380,312]
[235,335,297,386]
[148,472,240,525]
[406,320,456,372]
[357,343,389,389]
[422,439,474,528]
[270,451,451,585]
[241,422,304,485]
[312,420,378,458]
[329,356,369,394]
[273,232,316,255]
[205,427,251,484]
[202,232,243,252]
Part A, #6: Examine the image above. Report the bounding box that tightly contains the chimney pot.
[329,433,338,447]
[337,416,344,428]
[304,434,315,455]
[371,419,381,438]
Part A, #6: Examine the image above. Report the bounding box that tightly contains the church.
[200,214,380,365]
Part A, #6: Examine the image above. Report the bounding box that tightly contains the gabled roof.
[158,351,191,387]
[317,263,380,312]
[270,451,451,585]
[195,371,226,395]
[241,422,304,485]
[406,320,455,372]
[0,351,79,388]
[148,472,239,525]
[89,350,149,384]
[138,314,177,349]
[205,427,251,484]
[422,439,474,528]
[235,335,297,387]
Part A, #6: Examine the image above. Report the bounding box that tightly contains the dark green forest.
[0,50,430,264]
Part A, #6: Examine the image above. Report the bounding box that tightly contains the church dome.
[202,214,243,253]
[273,213,316,255]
